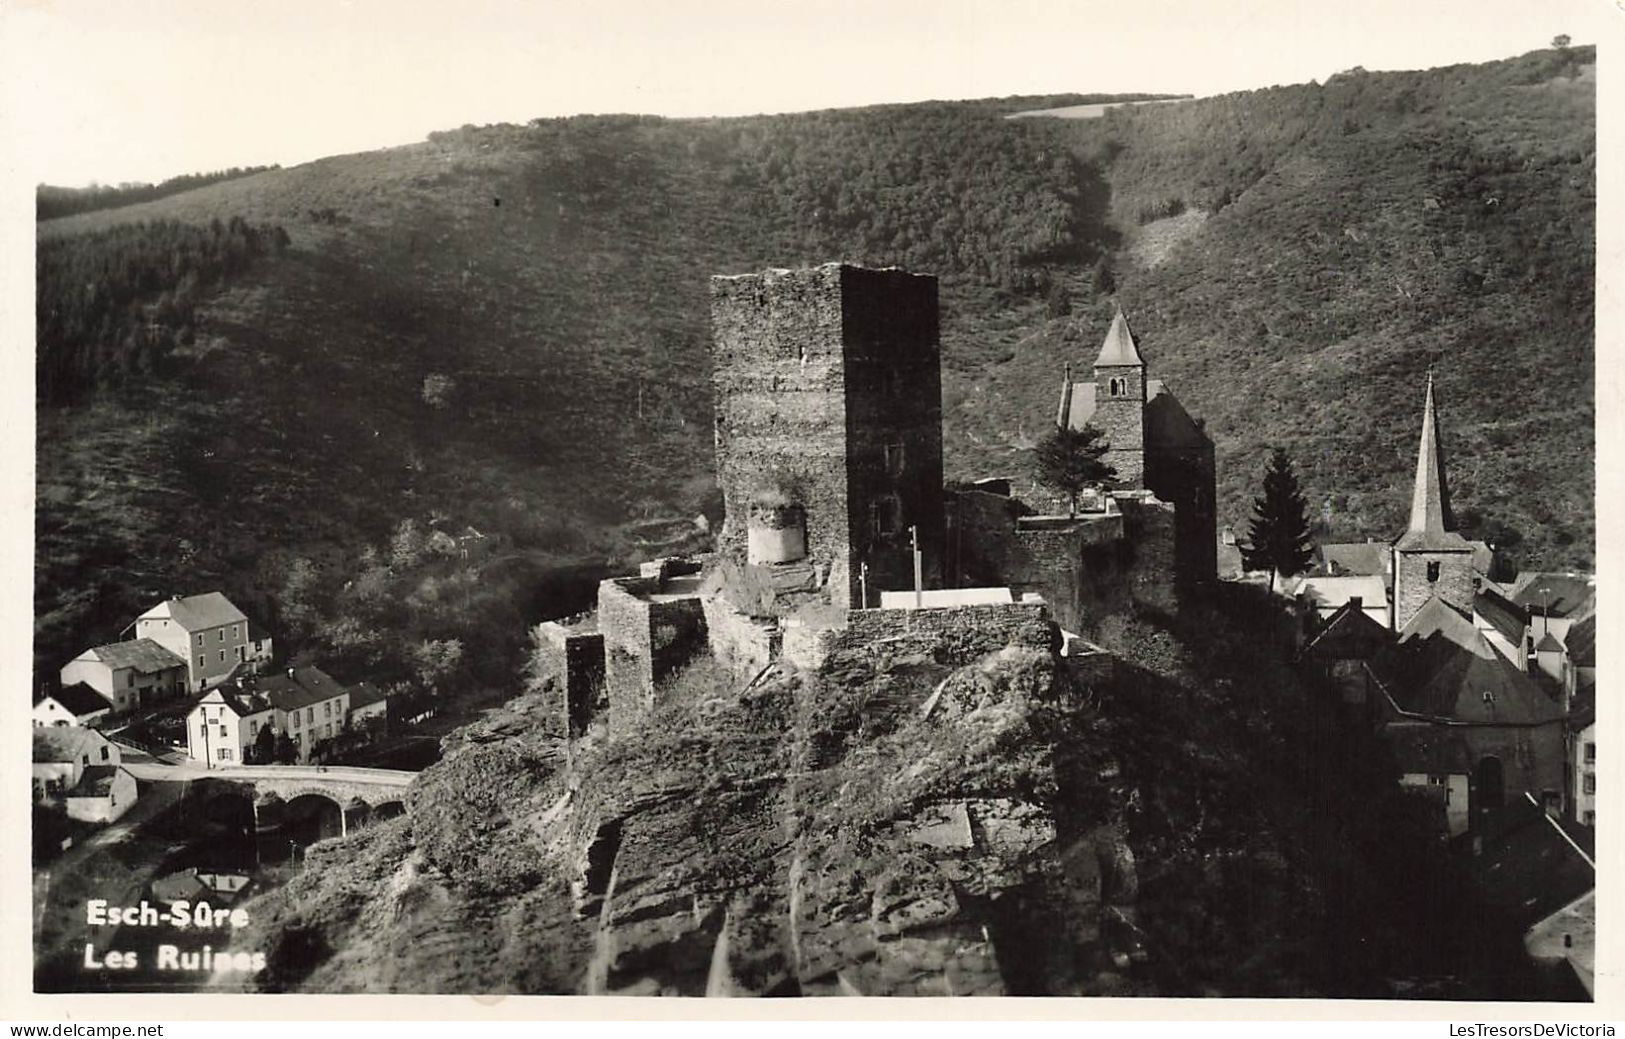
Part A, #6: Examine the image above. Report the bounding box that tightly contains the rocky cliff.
[230,585,1459,997]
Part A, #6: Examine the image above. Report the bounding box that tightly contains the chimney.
[1350,596,1362,612]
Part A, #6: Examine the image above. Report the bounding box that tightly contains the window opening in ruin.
[884,443,905,477]
[872,496,903,536]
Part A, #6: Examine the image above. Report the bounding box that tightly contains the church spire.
[1406,369,1455,535]
[1094,308,1145,368]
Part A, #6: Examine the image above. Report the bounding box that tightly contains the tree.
[1034,423,1116,516]
[1241,448,1316,592]
[1552,34,1571,49]
[250,723,277,764]
[273,732,299,764]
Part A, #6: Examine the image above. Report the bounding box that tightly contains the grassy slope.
[34,54,1594,680]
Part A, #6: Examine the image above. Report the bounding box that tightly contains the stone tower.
[1391,372,1475,630]
[709,263,945,609]
[1091,309,1148,488]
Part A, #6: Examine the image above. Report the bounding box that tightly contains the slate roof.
[1511,574,1595,620]
[1372,596,1564,725]
[1469,800,1594,932]
[1474,587,1529,648]
[32,726,109,764]
[1093,310,1145,367]
[47,683,114,717]
[69,765,126,798]
[1293,574,1387,613]
[256,665,347,711]
[83,638,186,673]
[1299,596,1394,660]
[347,681,389,710]
[138,592,248,632]
[1535,631,1565,654]
[1317,542,1389,577]
[1567,615,1595,669]
[1399,373,1462,549]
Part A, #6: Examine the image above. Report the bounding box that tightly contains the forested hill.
[34,49,1593,684]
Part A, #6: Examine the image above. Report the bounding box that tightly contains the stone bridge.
[125,761,416,835]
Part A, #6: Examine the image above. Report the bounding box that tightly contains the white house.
[33,726,120,801]
[59,638,187,713]
[347,681,391,730]
[33,684,114,728]
[134,592,273,692]
[64,765,139,824]
[185,686,276,767]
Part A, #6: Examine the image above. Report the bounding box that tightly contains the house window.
[884,443,905,477]
[306,707,314,724]
[197,656,205,669]
[127,673,135,688]
[291,713,300,729]
[219,650,226,663]
[218,629,224,642]
[218,748,231,761]
[1584,811,1595,826]
[101,747,109,761]
[1426,561,1441,582]
[195,634,203,647]
[1583,774,1596,795]
[218,725,228,738]
[1585,742,1595,763]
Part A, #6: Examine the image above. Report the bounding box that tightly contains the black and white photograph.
[2,0,1613,1012]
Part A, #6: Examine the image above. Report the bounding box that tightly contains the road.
[120,760,417,786]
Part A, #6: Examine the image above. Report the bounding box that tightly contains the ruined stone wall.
[598,578,708,727]
[1113,496,1178,615]
[537,619,606,736]
[701,595,780,685]
[1393,549,1475,631]
[1145,444,1217,587]
[835,601,1055,668]
[711,266,851,602]
[709,264,944,609]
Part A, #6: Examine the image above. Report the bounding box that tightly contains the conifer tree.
[1242,447,1315,591]
[1034,423,1116,516]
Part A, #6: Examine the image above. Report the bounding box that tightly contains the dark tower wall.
[1145,443,1218,589]
[709,264,945,608]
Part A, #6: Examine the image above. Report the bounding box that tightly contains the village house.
[59,637,186,713]
[1568,681,1595,827]
[186,685,277,765]
[347,681,391,730]
[32,726,119,799]
[257,665,350,760]
[133,591,273,691]
[33,726,138,824]
[32,683,114,728]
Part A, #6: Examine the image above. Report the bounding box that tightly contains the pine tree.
[1034,423,1116,516]
[1242,447,1315,592]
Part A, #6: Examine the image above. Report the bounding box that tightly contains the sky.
[0,0,1614,188]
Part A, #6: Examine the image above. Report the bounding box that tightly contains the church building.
[1391,373,1477,631]
[1057,310,1217,588]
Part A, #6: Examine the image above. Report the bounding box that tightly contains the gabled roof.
[1375,596,1563,726]
[1093,309,1145,368]
[1299,595,1394,660]
[1316,542,1389,577]
[32,726,110,764]
[256,665,347,711]
[69,765,129,798]
[1473,587,1529,649]
[197,684,274,717]
[1293,574,1387,613]
[347,681,390,710]
[138,592,248,632]
[1470,800,1594,932]
[82,638,187,674]
[1511,573,1595,620]
[1535,631,1565,653]
[45,683,114,717]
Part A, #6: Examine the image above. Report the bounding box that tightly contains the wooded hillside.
[34,50,1593,684]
